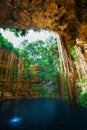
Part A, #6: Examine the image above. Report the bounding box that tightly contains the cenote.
[0,98,87,130]
[0,0,87,129]
[0,28,87,130]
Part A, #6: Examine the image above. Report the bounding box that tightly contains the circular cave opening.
[0,28,87,130]
[0,28,63,99]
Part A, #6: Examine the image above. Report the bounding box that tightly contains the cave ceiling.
[0,0,87,47]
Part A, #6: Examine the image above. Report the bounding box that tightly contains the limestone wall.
[0,49,41,100]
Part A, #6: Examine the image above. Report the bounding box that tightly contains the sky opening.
[0,28,56,48]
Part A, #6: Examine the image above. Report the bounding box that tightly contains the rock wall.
[0,0,87,47]
[0,0,86,70]
[0,49,19,88]
[0,0,87,109]
[0,49,41,100]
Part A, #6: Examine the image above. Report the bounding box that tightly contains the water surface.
[0,98,87,130]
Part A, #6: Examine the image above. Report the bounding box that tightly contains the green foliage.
[20,35,60,98]
[64,88,69,101]
[79,92,87,107]
[77,75,87,107]
[32,86,43,91]
[70,46,78,59]
[22,64,39,80]
[76,76,87,88]
[7,42,14,51]
[69,46,78,65]
[0,32,21,56]
[29,71,39,77]
[32,86,50,98]
[0,33,15,52]
[13,48,20,56]
[6,28,28,37]
[0,30,61,98]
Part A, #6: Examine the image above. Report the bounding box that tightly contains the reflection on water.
[8,116,23,126]
[0,98,68,130]
[0,98,87,130]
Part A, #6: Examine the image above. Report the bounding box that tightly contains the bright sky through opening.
[0,28,56,48]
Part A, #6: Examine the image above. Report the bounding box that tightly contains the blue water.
[0,98,87,130]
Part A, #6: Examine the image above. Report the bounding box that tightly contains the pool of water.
[0,98,87,130]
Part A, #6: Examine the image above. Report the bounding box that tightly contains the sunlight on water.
[8,116,23,126]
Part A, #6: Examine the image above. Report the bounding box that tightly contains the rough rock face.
[0,49,41,100]
[0,0,87,108]
[0,0,87,48]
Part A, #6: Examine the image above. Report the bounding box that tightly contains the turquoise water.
[0,98,87,130]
